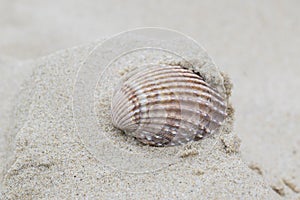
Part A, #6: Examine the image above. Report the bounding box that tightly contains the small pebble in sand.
[271,184,285,196]
[248,163,263,175]
[283,178,300,193]
[178,148,199,158]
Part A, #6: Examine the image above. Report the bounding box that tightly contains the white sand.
[0,57,34,187]
[1,0,299,199]
[1,42,278,199]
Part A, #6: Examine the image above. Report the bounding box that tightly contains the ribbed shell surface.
[111,65,227,146]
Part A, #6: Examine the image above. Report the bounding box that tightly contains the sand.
[1,41,278,199]
[0,57,34,189]
[1,0,300,199]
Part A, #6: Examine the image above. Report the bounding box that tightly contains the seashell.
[111,65,227,147]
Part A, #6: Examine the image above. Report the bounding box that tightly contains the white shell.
[111,65,227,146]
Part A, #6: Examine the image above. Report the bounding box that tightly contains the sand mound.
[1,42,278,199]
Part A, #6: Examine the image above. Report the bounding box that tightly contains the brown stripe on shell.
[162,90,181,146]
[112,84,141,131]
[128,70,224,104]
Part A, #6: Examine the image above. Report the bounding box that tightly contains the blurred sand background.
[0,0,299,199]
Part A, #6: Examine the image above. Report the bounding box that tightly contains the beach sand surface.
[0,0,299,199]
[1,42,279,199]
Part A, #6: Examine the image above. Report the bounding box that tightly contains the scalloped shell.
[111,65,227,146]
